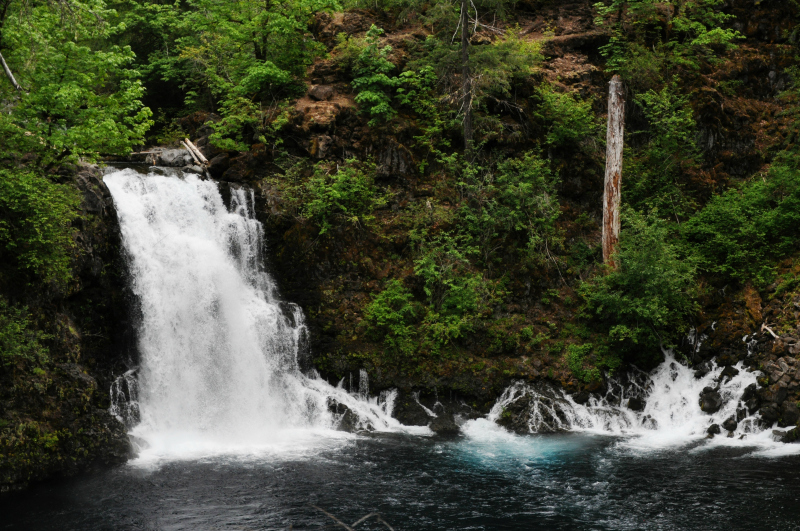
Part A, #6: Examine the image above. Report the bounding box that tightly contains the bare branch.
[310,505,355,531]
[0,49,22,91]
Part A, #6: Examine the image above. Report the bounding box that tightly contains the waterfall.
[488,352,796,451]
[105,169,415,459]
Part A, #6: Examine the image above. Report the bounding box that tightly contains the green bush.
[0,297,49,366]
[683,161,800,285]
[459,151,560,266]
[0,170,80,288]
[581,208,698,362]
[304,159,383,234]
[363,280,417,355]
[625,83,700,218]
[534,85,597,147]
[413,233,490,350]
[352,25,399,126]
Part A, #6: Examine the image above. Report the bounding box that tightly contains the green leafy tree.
[581,208,698,363]
[594,0,741,79]
[0,0,152,165]
[141,0,338,149]
[0,170,80,288]
[459,152,560,267]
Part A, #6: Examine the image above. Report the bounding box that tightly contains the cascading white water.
[485,352,799,453]
[105,169,418,459]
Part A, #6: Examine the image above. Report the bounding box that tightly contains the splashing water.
[105,169,422,463]
[485,352,800,454]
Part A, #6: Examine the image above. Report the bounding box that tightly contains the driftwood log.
[602,75,625,267]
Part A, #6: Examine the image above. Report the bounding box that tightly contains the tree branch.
[0,49,23,91]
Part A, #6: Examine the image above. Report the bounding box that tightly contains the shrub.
[0,297,49,366]
[581,208,698,363]
[413,233,490,349]
[534,85,597,147]
[683,161,800,285]
[625,83,700,219]
[0,170,80,288]
[352,25,399,125]
[304,160,383,234]
[459,151,560,266]
[363,280,417,355]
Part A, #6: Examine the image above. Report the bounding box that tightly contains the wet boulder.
[627,397,646,412]
[722,416,738,432]
[760,403,781,423]
[429,413,460,436]
[719,365,740,382]
[707,423,721,436]
[772,428,800,443]
[207,153,230,178]
[699,388,723,414]
[694,361,712,379]
[778,402,800,428]
[159,148,193,167]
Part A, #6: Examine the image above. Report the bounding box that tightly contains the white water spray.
[105,169,419,460]
[485,352,799,453]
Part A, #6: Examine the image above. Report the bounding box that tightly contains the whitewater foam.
[105,169,425,462]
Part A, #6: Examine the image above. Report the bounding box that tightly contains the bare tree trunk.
[461,0,473,161]
[0,50,22,91]
[602,75,624,267]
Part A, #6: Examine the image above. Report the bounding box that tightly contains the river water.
[2,428,800,530]
[3,168,800,530]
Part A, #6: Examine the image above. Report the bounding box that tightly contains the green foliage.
[411,233,499,351]
[683,161,800,285]
[135,0,338,148]
[581,208,698,361]
[0,297,49,366]
[0,0,153,165]
[396,66,456,170]
[304,159,383,234]
[352,25,399,126]
[363,280,417,355]
[0,170,80,288]
[625,83,700,218]
[595,0,741,77]
[458,152,560,266]
[534,85,597,147]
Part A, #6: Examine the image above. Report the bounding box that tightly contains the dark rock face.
[778,402,800,428]
[722,416,738,432]
[0,165,135,492]
[207,153,231,178]
[627,397,646,412]
[309,84,335,101]
[707,424,721,436]
[393,391,433,426]
[699,388,724,414]
[327,399,369,433]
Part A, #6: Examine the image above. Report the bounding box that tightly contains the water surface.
[3,430,800,530]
